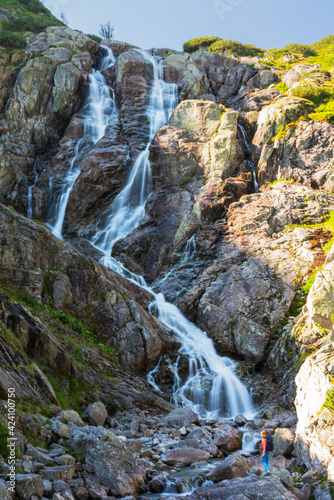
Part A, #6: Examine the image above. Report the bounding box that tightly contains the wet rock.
[82,402,108,426]
[161,447,210,466]
[101,39,139,57]
[15,474,44,499]
[235,415,248,426]
[207,452,249,481]
[213,425,243,452]
[150,471,169,493]
[162,408,199,427]
[273,428,295,457]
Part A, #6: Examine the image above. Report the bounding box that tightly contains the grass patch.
[69,49,77,61]
[301,268,321,294]
[16,399,52,418]
[183,36,219,53]
[287,211,334,255]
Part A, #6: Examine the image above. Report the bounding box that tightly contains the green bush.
[2,15,62,33]
[0,30,26,48]
[283,43,315,56]
[183,36,219,53]
[209,39,264,58]
[311,35,334,50]
[290,85,334,105]
[86,33,102,44]
[18,0,48,14]
[309,100,334,123]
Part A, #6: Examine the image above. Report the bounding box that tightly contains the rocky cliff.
[1,7,334,498]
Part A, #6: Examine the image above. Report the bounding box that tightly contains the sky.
[43,0,334,51]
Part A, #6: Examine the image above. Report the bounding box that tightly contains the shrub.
[18,0,49,14]
[283,43,315,56]
[183,36,219,53]
[0,31,26,48]
[309,100,334,123]
[290,85,334,105]
[209,39,264,58]
[311,35,334,50]
[2,15,62,33]
[86,33,102,44]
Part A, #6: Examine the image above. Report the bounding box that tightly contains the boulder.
[247,70,278,89]
[161,447,210,466]
[101,39,139,57]
[273,428,295,457]
[207,453,249,481]
[188,474,298,499]
[40,465,75,482]
[25,444,54,466]
[282,65,319,88]
[150,471,169,493]
[302,470,322,485]
[69,426,146,496]
[15,474,44,500]
[0,479,13,500]
[53,480,75,500]
[213,425,243,452]
[161,408,199,427]
[82,402,108,426]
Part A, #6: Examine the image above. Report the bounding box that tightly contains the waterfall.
[48,46,254,419]
[47,46,118,239]
[238,124,259,194]
[89,50,254,419]
[27,162,38,219]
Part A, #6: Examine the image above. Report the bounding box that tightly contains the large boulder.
[213,425,243,452]
[282,65,319,88]
[161,447,210,466]
[162,407,199,427]
[207,453,249,481]
[273,428,295,457]
[188,474,298,499]
[82,402,108,426]
[69,426,146,496]
[15,474,44,499]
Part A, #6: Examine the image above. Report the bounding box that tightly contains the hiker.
[260,430,272,475]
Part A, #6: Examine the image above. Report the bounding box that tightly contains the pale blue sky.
[45,0,333,51]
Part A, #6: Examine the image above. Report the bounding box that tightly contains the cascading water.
[91,50,178,259]
[238,124,259,194]
[88,50,254,419]
[47,46,118,239]
[47,46,254,419]
[27,162,39,219]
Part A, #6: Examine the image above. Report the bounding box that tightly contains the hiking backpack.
[266,435,274,452]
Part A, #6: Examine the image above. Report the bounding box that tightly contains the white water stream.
[238,124,259,194]
[47,46,118,238]
[48,47,254,419]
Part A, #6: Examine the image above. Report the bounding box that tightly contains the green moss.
[2,14,62,32]
[16,400,52,418]
[183,36,219,53]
